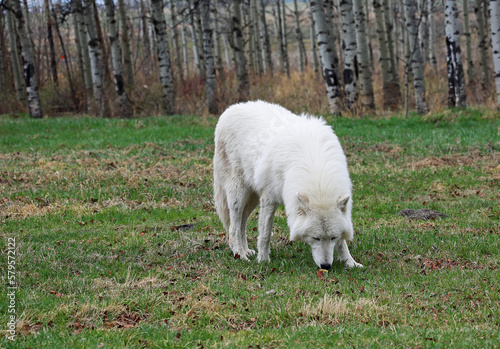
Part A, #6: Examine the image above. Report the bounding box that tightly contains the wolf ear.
[297,193,309,216]
[337,194,350,213]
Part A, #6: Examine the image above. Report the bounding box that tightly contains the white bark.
[151,0,175,114]
[232,0,249,101]
[258,0,273,74]
[476,0,490,89]
[403,0,429,114]
[6,9,25,103]
[118,0,134,88]
[428,0,437,70]
[353,0,375,110]
[490,0,500,108]
[374,0,400,109]
[294,0,306,73]
[310,0,342,115]
[84,0,106,117]
[73,0,92,103]
[339,0,358,110]
[169,0,184,82]
[9,0,43,118]
[462,0,474,82]
[200,0,217,114]
[445,0,466,107]
[104,0,130,118]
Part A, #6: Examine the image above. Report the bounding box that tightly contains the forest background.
[1,0,500,119]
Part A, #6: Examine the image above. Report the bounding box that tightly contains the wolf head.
[290,193,353,269]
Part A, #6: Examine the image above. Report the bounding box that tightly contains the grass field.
[1,108,499,348]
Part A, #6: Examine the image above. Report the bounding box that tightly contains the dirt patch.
[409,151,498,170]
[397,209,447,220]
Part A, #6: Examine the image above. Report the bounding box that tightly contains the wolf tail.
[213,160,230,232]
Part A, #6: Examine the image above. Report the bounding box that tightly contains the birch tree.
[6,9,25,103]
[310,0,342,115]
[169,0,184,82]
[231,0,249,101]
[462,0,474,82]
[353,0,374,110]
[339,0,358,110]
[475,0,490,89]
[293,0,306,73]
[374,0,401,109]
[444,0,466,107]
[83,0,106,117]
[428,0,437,70]
[44,0,58,85]
[118,0,134,88]
[72,0,92,104]
[490,0,500,108]
[258,0,273,74]
[403,0,429,114]
[200,0,217,114]
[151,0,175,114]
[104,0,130,118]
[8,0,43,118]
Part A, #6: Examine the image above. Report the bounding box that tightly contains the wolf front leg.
[335,239,363,268]
[256,194,277,263]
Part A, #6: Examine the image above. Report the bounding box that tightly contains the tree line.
[0,0,499,118]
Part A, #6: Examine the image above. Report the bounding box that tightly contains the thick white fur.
[213,100,362,269]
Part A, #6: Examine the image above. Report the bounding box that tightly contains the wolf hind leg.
[227,183,257,260]
[335,240,363,268]
[257,193,277,263]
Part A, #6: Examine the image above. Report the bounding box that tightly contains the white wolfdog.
[213,101,362,269]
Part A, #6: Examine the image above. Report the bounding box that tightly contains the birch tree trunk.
[73,0,93,105]
[44,0,58,86]
[258,0,273,75]
[181,22,190,77]
[308,1,320,73]
[387,0,400,83]
[403,0,429,114]
[232,0,249,101]
[84,0,106,117]
[428,0,437,70]
[6,9,26,103]
[151,0,175,115]
[118,0,135,89]
[445,0,466,107]
[339,0,358,110]
[475,0,490,89]
[374,0,401,109]
[169,0,184,83]
[188,0,203,76]
[9,0,43,118]
[139,0,151,66]
[200,0,217,114]
[353,0,375,110]
[104,0,130,118]
[280,0,290,77]
[310,0,342,115]
[462,0,474,83]
[293,0,306,73]
[489,0,500,108]
[213,0,225,77]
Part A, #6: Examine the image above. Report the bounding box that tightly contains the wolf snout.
[320,263,331,270]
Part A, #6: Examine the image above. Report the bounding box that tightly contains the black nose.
[320,263,331,270]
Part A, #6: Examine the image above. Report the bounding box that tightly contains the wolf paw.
[237,249,256,261]
[344,259,363,269]
[256,253,270,263]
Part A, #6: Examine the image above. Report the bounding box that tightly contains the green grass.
[1,109,499,348]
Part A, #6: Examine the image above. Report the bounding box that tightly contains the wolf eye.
[331,237,337,241]
[313,237,320,241]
